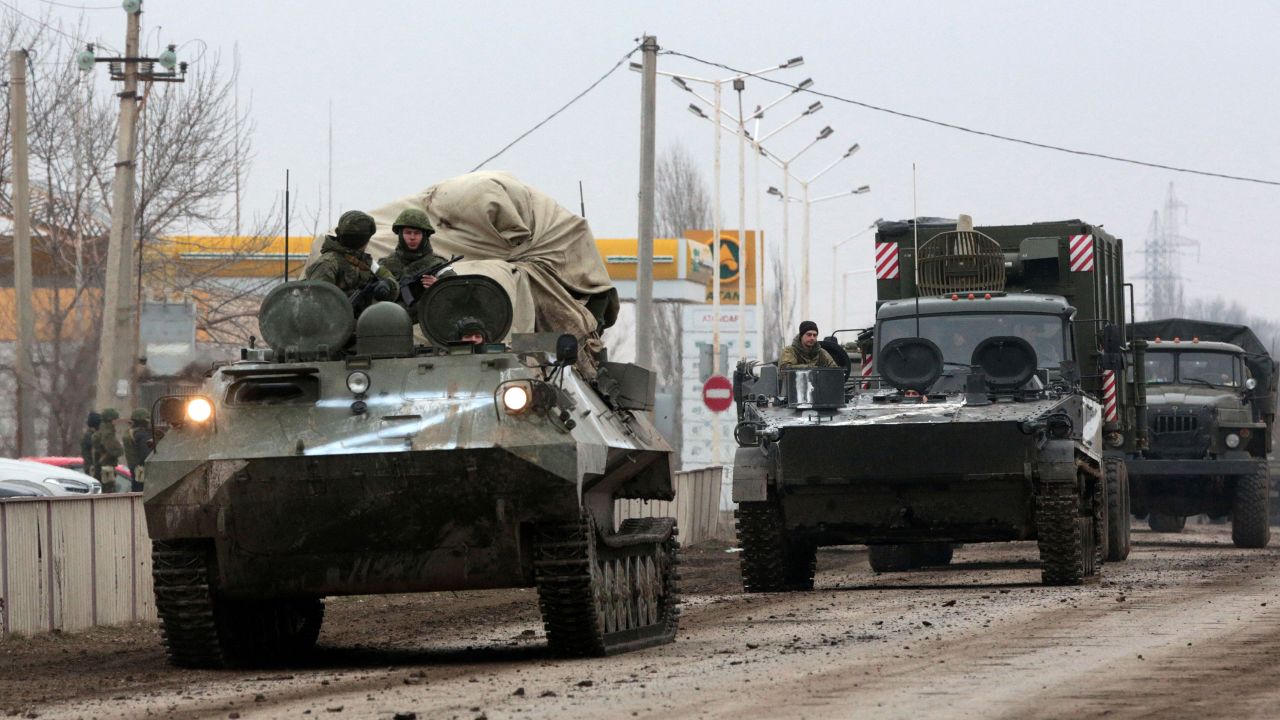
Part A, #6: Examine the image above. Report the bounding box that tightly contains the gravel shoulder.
[5,524,1280,720]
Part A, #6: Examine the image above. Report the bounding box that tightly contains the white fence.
[617,466,729,545]
[0,493,155,636]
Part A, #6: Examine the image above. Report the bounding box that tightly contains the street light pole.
[734,79,747,362]
[830,219,881,330]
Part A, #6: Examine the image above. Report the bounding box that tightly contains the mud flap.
[1038,440,1077,485]
[733,446,771,503]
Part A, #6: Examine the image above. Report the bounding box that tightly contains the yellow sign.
[596,237,714,282]
[685,230,761,305]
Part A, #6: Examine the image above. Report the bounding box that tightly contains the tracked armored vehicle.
[733,219,1145,587]
[1124,320,1276,545]
[145,275,678,667]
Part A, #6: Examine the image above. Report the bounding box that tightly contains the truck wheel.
[737,501,816,592]
[867,545,914,572]
[1105,458,1132,561]
[152,540,324,668]
[1036,483,1096,586]
[1231,464,1271,549]
[1148,512,1186,533]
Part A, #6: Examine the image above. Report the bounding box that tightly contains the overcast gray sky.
[22,0,1280,329]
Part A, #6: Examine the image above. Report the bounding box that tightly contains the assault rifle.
[399,254,464,306]
[348,276,396,316]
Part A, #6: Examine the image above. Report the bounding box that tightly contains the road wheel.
[1105,458,1131,561]
[914,543,954,567]
[534,516,680,656]
[1037,482,1096,586]
[736,501,815,592]
[1231,464,1271,549]
[1148,512,1186,533]
[867,545,914,572]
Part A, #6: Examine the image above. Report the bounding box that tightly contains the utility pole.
[86,1,185,413]
[634,35,657,370]
[10,50,37,455]
[93,8,142,413]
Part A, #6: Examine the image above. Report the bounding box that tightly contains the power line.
[662,48,1280,188]
[0,0,89,44]
[34,0,116,9]
[470,42,643,172]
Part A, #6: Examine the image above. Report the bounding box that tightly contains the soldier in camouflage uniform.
[80,410,101,474]
[306,210,397,310]
[124,408,153,492]
[379,208,453,298]
[779,320,838,370]
[92,408,125,493]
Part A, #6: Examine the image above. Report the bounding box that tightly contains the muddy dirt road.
[5,523,1280,720]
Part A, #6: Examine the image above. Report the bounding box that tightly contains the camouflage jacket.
[123,424,153,471]
[92,424,124,469]
[379,243,450,282]
[779,337,837,369]
[80,428,96,471]
[306,237,395,293]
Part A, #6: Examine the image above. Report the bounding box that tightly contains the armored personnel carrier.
[145,173,679,667]
[733,218,1145,587]
[1124,319,1276,546]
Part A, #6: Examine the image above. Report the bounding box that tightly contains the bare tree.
[0,9,266,455]
[763,255,796,361]
[655,142,711,239]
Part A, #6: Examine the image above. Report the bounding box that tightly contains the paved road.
[5,523,1279,719]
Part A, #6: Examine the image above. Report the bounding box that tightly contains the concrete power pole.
[9,50,37,455]
[94,8,143,414]
[634,35,658,370]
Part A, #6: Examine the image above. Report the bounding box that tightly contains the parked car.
[22,456,128,490]
[0,458,102,495]
[0,478,58,498]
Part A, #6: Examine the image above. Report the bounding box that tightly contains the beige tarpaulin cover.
[306,171,618,339]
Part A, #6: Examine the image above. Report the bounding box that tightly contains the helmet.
[101,408,120,422]
[86,411,102,429]
[456,316,487,341]
[334,210,377,242]
[391,208,434,236]
[131,408,150,423]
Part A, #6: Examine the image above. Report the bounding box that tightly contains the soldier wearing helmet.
[92,408,125,493]
[306,210,397,302]
[80,410,101,475]
[123,408,153,491]
[456,316,488,346]
[380,208,453,295]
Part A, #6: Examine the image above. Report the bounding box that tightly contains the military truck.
[1124,319,1276,545]
[733,218,1145,587]
[144,279,679,667]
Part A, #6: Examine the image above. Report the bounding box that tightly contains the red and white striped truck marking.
[861,354,873,389]
[1102,369,1118,422]
[1069,234,1095,272]
[875,242,900,279]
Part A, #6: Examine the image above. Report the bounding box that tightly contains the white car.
[0,458,103,496]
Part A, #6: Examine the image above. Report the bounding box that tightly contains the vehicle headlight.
[1225,433,1241,449]
[501,383,532,414]
[185,397,214,423]
[346,371,370,395]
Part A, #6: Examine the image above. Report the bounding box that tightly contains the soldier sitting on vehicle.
[379,208,454,296]
[306,210,397,313]
[779,320,837,370]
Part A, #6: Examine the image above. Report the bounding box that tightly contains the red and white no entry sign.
[702,374,734,413]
